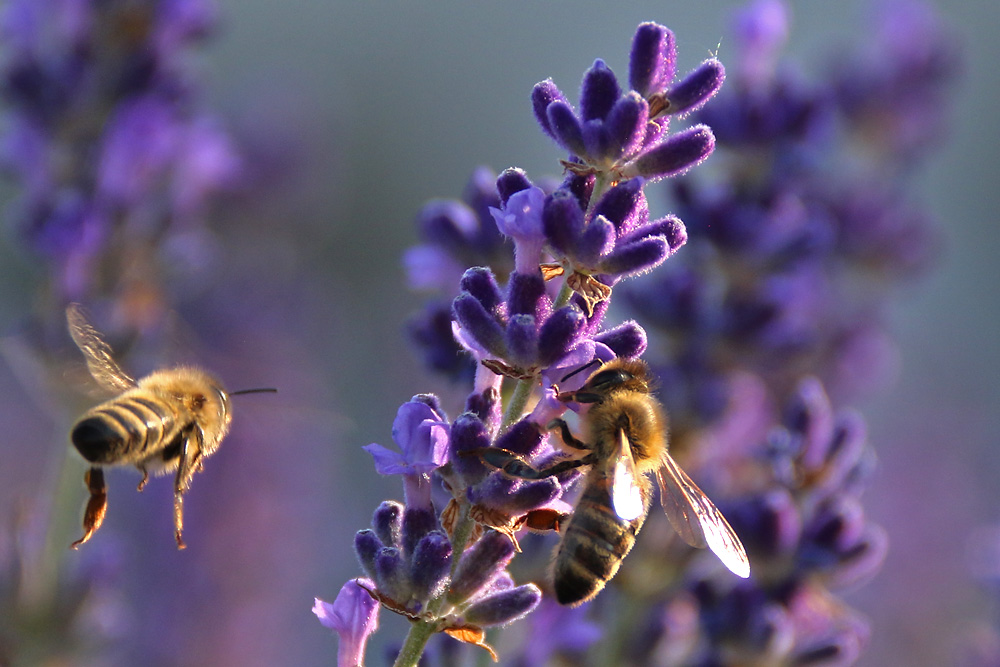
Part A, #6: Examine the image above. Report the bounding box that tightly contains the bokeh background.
[0,1,997,665]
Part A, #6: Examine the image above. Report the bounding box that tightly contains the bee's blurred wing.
[611,428,644,521]
[656,454,750,578]
[66,304,136,393]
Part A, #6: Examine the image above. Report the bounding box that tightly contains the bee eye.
[588,369,631,390]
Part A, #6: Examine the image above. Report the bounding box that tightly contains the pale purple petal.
[313,579,379,667]
[362,443,409,476]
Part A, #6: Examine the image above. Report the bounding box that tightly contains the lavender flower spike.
[314,579,380,667]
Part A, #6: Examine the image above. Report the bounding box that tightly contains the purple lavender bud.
[470,474,561,515]
[575,216,616,268]
[592,177,648,236]
[594,321,647,359]
[625,124,715,181]
[464,386,500,430]
[831,524,888,587]
[496,167,533,205]
[640,114,670,151]
[666,59,726,116]
[372,501,404,549]
[313,580,380,667]
[354,530,382,580]
[729,489,802,558]
[459,267,504,314]
[506,271,547,318]
[404,244,462,291]
[409,530,452,602]
[538,305,586,367]
[733,0,789,83]
[605,92,649,161]
[408,300,475,381]
[629,22,677,97]
[449,412,492,483]
[819,412,868,494]
[584,119,614,162]
[531,79,568,139]
[546,100,586,156]
[493,418,545,458]
[401,506,439,561]
[462,166,503,226]
[453,292,506,358]
[374,547,411,604]
[463,584,542,627]
[447,531,516,604]
[579,59,621,121]
[543,189,585,256]
[505,314,539,368]
[598,235,669,278]
[784,378,834,470]
[622,214,687,252]
[793,620,866,667]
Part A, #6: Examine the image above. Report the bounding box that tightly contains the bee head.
[583,358,653,396]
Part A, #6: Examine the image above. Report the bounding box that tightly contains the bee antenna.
[230,387,278,396]
[559,358,604,383]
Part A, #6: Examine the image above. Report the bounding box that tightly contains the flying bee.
[65,303,274,550]
[476,357,750,606]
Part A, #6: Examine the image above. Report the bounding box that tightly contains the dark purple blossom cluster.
[625,378,883,665]
[0,3,246,665]
[404,20,720,385]
[319,21,729,666]
[597,0,957,665]
[0,0,241,313]
[625,0,954,436]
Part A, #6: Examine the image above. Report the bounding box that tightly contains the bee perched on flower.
[315,19,744,666]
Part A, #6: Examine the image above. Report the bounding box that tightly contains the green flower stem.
[501,377,535,431]
[447,504,476,577]
[586,170,613,218]
[392,619,437,667]
[553,278,574,309]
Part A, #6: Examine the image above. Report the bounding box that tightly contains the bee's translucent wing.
[66,304,136,393]
[611,428,644,521]
[656,454,751,578]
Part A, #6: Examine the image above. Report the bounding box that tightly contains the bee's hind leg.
[136,465,149,492]
[71,467,107,549]
[172,429,204,550]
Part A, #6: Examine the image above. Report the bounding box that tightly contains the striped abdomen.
[72,392,183,466]
[553,471,647,606]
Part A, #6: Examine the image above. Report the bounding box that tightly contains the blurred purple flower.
[314,579,380,667]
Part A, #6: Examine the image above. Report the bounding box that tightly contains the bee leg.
[546,418,591,451]
[172,428,203,550]
[472,446,595,480]
[71,468,107,549]
[523,507,570,533]
[136,466,149,492]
